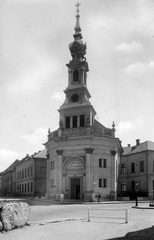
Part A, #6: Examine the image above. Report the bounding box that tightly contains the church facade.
[45,4,123,201]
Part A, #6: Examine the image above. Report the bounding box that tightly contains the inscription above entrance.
[67,160,83,169]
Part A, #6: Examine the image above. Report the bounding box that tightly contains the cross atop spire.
[75,2,81,15]
[74,2,82,37]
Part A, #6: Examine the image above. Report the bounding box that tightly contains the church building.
[45,4,123,201]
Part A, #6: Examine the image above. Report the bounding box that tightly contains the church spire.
[74,2,82,39]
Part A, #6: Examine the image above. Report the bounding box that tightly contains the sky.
[1,0,154,172]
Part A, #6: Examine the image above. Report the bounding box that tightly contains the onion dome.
[69,3,87,60]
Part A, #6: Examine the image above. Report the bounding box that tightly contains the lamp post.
[135,181,138,207]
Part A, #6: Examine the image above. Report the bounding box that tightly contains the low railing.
[48,127,113,141]
[87,207,128,223]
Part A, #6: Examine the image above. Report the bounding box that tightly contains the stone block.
[0,202,30,231]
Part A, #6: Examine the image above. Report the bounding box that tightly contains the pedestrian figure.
[91,192,96,202]
[60,193,64,202]
[98,193,101,202]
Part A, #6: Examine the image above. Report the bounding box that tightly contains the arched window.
[73,70,79,82]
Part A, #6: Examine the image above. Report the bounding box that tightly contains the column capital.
[85,148,94,154]
[56,150,63,156]
[111,150,116,156]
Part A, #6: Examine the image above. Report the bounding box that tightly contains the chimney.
[127,144,131,147]
[136,139,140,146]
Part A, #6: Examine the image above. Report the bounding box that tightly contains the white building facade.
[46,5,122,201]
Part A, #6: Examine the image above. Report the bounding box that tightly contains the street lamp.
[135,181,138,207]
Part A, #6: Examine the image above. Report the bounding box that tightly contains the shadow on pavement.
[108,226,154,240]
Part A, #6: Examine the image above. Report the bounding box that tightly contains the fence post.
[88,207,91,222]
[125,208,128,223]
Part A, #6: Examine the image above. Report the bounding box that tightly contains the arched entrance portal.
[63,157,85,200]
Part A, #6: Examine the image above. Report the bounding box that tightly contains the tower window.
[73,70,79,82]
[80,115,85,127]
[73,116,77,128]
[66,116,70,128]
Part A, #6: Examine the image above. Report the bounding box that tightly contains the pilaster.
[46,153,50,199]
[110,150,116,200]
[56,150,63,195]
[85,148,94,192]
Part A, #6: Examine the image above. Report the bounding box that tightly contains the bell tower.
[58,3,96,131]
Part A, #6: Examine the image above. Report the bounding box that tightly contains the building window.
[121,182,126,191]
[25,183,26,193]
[66,116,70,128]
[99,159,107,168]
[103,159,107,168]
[131,163,135,173]
[51,161,54,170]
[140,161,144,172]
[31,182,33,192]
[99,179,107,188]
[25,168,27,178]
[121,164,126,174]
[22,184,24,193]
[73,116,77,128]
[80,115,85,127]
[51,179,54,188]
[131,181,135,191]
[28,167,30,177]
[28,183,29,192]
[31,166,33,176]
[73,69,79,82]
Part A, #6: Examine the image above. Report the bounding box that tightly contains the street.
[0,198,154,240]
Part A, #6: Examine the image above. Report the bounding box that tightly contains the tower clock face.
[71,94,79,103]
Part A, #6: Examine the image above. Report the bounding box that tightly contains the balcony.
[48,126,113,142]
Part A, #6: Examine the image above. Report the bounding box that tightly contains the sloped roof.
[33,148,47,159]
[130,141,154,154]
[122,140,154,156]
[122,146,132,155]
[2,159,19,174]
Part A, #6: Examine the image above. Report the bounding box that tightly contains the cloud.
[51,90,64,101]
[122,61,154,76]
[114,41,143,53]
[22,127,47,146]
[117,118,144,134]
[0,149,21,172]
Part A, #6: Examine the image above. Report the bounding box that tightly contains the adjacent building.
[1,160,19,196]
[1,149,47,197]
[45,5,123,201]
[118,139,154,199]
[16,149,47,197]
